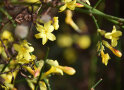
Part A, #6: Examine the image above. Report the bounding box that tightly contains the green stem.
[43,79,51,90]
[0,8,16,27]
[35,47,50,90]
[91,15,99,29]
[93,0,102,9]
[91,78,103,89]
[76,0,124,23]
[1,58,12,73]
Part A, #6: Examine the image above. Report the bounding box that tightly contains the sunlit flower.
[13,40,35,64]
[35,21,56,45]
[53,17,59,30]
[41,59,76,79]
[105,26,122,47]
[101,50,110,66]
[59,0,84,12]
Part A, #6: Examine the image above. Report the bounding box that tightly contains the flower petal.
[35,33,43,38]
[112,26,117,33]
[59,4,67,12]
[67,0,76,10]
[24,53,31,60]
[28,47,34,52]
[44,21,51,30]
[13,44,20,51]
[42,36,48,45]
[111,38,118,47]
[47,33,56,41]
[48,25,54,32]
[46,60,59,66]
[112,31,122,37]
[36,23,44,32]
[105,33,112,39]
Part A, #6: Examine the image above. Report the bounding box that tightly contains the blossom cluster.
[97,26,122,65]
[0,0,123,90]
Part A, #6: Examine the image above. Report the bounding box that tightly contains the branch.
[91,78,103,90]
[76,0,124,25]
[0,8,16,27]
[0,38,10,59]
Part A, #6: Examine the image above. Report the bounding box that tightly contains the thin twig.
[43,7,52,15]
[35,4,42,14]
[0,66,20,74]
[76,0,124,24]
[1,58,12,73]
[0,8,16,27]
[93,0,102,9]
[91,78,103,90]
[0,38,10,59]
[90,14,99,29]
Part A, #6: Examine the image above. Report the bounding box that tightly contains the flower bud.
[102,40,111,49]
[109,47,122,57]
[98,29,106,36]
[76,3,84,7]
[53,17,59,30]
[102,40,122,57]
[58,66,76,75]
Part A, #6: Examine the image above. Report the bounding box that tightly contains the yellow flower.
[41,60,76,79]
[39,81,47,90]
[1,30,14,42]
[60,0,83,12]
[27,79,47,90]
[101,50,110,66]
[97,44,110,66]
[60,0,76,12]
[98,29,106,36]
[65,10,81,32]
[53,17,59,30]
[35,21,56,45]
[13,40,35,64]
[0,30,14,58]
[102,40,122,57]
[23,60,44,77]
[105,26,122,47]
[1,67,19,89]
